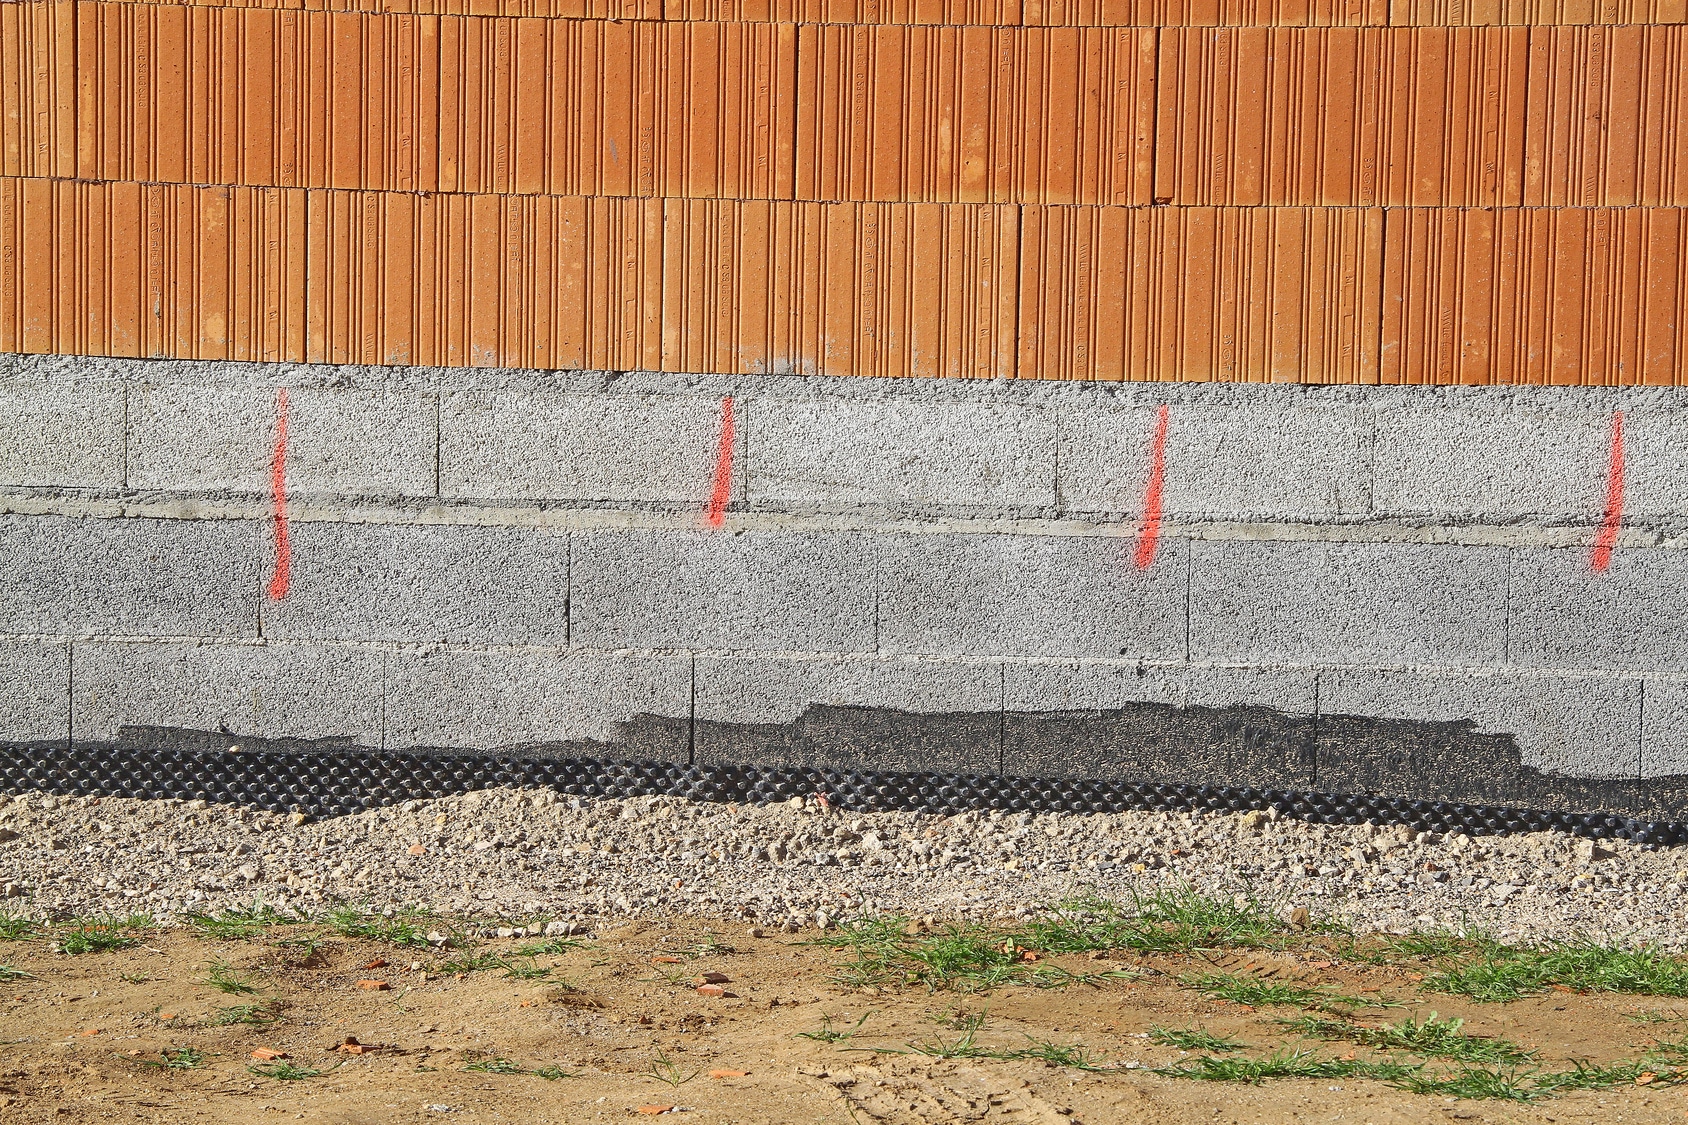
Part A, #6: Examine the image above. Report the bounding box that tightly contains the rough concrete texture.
[0,638,67,743]
[570,528,878,652]
[9,355,1688,813]
[384,649,691,753]
[259,522,570,645]
[1189,540,1511,667]
[747,399,1056,511]
[0,514,260,639]
[440,390,729,503]
[877,533,1188,659]
[1058,404,1371,521]
[1317,666,1643,783]
[71,641,385,745]
[128,384,436,497]
[0,379,124,489]
[1509,548,1688,674]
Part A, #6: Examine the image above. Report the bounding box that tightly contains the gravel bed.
[2,787,1686,947]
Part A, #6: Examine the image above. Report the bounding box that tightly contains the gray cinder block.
[1058,404,1370,520]
[440,390,731,504]
[0,380,126,489]
[384,648,691,754]
[0,515,259,638]
[876,533,1188,660]
[1318,666,1642,804]
[1189,539,1509,666]
[1003,662,1317,789]
[1372,407,1609,523]
[570,529,877,652]
[1510,548,1688,674]
[693,653,1001,773]
[128,384,435,497]
[71,640,384,745]
[0,638,69,743]
[259,522,569,645]
[748,399,1056,511]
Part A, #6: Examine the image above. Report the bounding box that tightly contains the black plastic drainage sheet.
[2,744,1684,845]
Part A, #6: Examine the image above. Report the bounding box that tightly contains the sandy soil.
[1,918,1684,1125]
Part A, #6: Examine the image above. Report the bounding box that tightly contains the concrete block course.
[71,641,385,746]
[876,533,1187,659]
[694,654,1000,773]
[1509,548,1688,674]
[748,400,1055,511]
[1372,408,1610,524]
[1189,540,1509,667]
[384,649,691,754]
[1003,662,1317,789]
[440,390,728,504]
[260,523,568,645]
[0,638,69,743]
[1642,679,1688,779]
[1318,667,1643,800]
[128,384,436,497]
[1058,404,1370,521]
[0,380,126,489]
[0,515,260,639]
[570,529,877,652]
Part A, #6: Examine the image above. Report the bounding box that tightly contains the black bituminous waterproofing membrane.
[3,702,1682,842]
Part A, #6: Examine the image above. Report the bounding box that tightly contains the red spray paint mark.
[705,395,735,528]
[266,387,291,601]
[1133,404,1170,570]
[1592,409,1625,574]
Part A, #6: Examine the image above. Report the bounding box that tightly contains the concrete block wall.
[5,353,1688,818]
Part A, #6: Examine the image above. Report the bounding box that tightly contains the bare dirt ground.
[3,913,1687,1125]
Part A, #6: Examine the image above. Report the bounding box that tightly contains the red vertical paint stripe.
[1592,409,1626,574]
[266,387,292,600]
[1134,405,1170,571]
[705,395,735,528]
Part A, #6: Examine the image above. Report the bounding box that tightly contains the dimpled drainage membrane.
[2,743,1685,846]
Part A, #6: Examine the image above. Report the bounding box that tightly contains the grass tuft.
[1150,1026,1247,1053]
[795,1012,874,1043]
[0,912,38,942]
[204,960,260,996]
[139,1047,209,1071]
[323,906,438,948]
[1158,1047,1415,1084]
[208,998,284,1027]
[1281,1012,1533,1065]
[1181,972,1373,1012]
[1424,939,1688,1003]
[56,913,153,956]
[0,964,35,983]
[515,937,586,957]
[185,901,289,941]
[464,1057,529,1075]
[248,1061,322,1081]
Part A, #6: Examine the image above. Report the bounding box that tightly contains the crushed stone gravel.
[2,787,1686,946]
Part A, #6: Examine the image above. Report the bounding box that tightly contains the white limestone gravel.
[2,787,1686,946]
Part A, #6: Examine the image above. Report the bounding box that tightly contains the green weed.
[437,950,505,975]
[1425,939,1688,1002]
[0,913,37,941]
[323,906,437,948]
[1281,1012,1533,1065]
[795,1012,874,1043]
[248,1061,322,1081]
[639,1048,698,1088]
[139,1047,208,1071]
[532,1065,576,1080]
[0,964,33,983]
[1149,1026,1247,1053]
[501,957,551,982]
[184,902,289,941]
[1003,1037,1112,1071]
[464,1057,529,1075]
[209,999,284,1027]
[1158,1047,1414,1084]
[204,960,260,996]
[56,913,153,956]
[515,938,586,956]
[1182,972,1372,1012]
[1389,1065,1541,1101]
